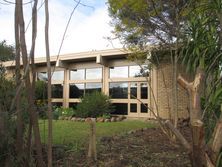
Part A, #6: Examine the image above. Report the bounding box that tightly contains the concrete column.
[63,68,69,108]
[103,66,109,95]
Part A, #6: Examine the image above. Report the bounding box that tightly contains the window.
[51,71,64,81]
[109,82,128,99]
[69,102,78,109]
[109,66,128,78]
[130,82,137,99]
[52,102,63,107]
[141,83,148,99]
[130,103,137,113]
[112,103,128,115]
[52,84,63,98]
[70,69,85,80]
[129,65,149,77]
[37,72,48,81]
[85,83,102,94]
[86,68,102,79]
[141,103,148,113]
[69,83,84,98]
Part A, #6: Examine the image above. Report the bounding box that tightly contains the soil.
[55,125,192,167]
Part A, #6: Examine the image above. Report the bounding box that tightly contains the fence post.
[88,118,97,161]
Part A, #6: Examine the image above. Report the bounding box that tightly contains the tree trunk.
[16,0,45,166]
[44,0,53,166]
[178,69,207,166]
[15,2,24,162]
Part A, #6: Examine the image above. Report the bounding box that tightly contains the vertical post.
[88,118,97,161]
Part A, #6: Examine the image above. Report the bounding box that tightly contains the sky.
[0,0,122,57]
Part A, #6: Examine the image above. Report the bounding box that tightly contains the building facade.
[3,48,190,119]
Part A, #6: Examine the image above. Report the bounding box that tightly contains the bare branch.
[164,120,191,151]
[177,74,192,90]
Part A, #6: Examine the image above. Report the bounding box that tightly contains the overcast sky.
[0,0,122,57]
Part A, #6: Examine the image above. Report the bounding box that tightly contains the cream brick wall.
[155,61,193,119]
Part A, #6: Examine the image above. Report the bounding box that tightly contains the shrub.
[53,107,75,120]
[35,80,47,100]
[75,91,113,118]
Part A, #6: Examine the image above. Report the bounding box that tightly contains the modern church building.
[3,48,191,119]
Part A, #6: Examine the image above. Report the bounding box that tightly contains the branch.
[177,74,192,90]
[52,0,81,78]
[164,120,191,151]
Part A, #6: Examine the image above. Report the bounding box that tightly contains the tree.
[108,0,222,166]
[15,0,45,166]
[0,40,15,62]
[108,0,188,47]
[108,0,190,129]
[177,0,222,166]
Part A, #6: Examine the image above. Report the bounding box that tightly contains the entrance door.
[128,82,149,117]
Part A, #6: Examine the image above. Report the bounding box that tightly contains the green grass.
[39,120,155,147]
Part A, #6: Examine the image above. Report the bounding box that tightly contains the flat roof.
[2,48,129,68]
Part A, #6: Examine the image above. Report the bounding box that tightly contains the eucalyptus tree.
[108,0,222,166]
[108,0,190,128]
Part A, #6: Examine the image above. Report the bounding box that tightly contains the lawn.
[39,120,155,147]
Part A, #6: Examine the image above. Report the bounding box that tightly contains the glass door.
[129,82,149,117]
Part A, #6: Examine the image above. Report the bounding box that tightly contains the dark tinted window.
[85,83,102,94]
[130,82,137,99]
[69,102,78,110]
[130,103,137,113]
[69,83,84,98]
[52,102,63,107]
[141,83,148,99]
[111,103,128,115]
[141,103,148,113]
[52,84,63,98]
[109,82,128,99]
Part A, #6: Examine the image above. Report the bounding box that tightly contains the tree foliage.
[75,92,113,118]
[0,40,15,62]
[108,0,188,47]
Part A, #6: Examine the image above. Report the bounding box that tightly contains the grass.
[39,120,155,147]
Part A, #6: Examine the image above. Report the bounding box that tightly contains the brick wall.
[155,61,193,119]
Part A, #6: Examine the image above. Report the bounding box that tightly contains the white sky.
[0,0,122,57]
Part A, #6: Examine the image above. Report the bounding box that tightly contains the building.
[3,48,191,119]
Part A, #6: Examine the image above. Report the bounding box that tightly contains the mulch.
[56,125,192,167]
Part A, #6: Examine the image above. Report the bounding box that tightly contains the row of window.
[51,82,148,99]
[37,65,149,81]
[52,102,148,115]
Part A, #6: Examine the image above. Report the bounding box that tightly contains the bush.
[75,91,113,118]
[53,107,75,120]
[35,80,47,100]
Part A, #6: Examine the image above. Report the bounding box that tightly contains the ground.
[54,125,191,167]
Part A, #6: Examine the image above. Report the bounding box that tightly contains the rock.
[58,116,64,120]
[71,117,76,121]
[119,115,125,121]
[85,117,92,122]
[105,119,110,122]
[97,117,104,122]
[76,117,81,122]
[64,117,69,120]
[81,118,85,122]
[116,117,122,122]
[111,117,116,122]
